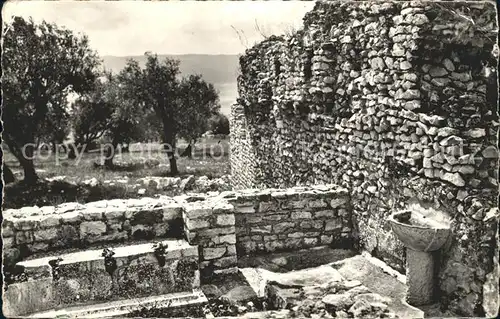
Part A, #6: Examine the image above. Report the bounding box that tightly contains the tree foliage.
[71,72,143,167]
[101,72,143,166]
[71,77,114,148]
[176,74,221,144]
[38,92,71,148]
[208,112,230,136]
[118,53,181,174]
[117,54,222,173]
[2,17,100,183]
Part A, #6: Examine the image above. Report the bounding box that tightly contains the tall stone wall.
[230,103,264,189]
[230,1,498,316]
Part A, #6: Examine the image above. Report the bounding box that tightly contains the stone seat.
[3,239,200,317]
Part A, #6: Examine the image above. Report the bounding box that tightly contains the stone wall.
[229,185,351,255]
[230,103,264,189]
[2,185,352,282]
[179,195,238,279]
[230,1,498,316]
[2,198,184,267]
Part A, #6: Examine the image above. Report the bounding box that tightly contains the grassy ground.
[3,137,231,209]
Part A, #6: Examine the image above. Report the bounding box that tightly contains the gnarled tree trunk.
[162,124,178,176]
[3,164,16,184]
[104,140,119,169]
[5,135,38,184]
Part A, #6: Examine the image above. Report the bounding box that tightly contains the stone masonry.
[2,185,351,282]
[230,1,498,316]
[229,185,351,255]
[2,198,184,267]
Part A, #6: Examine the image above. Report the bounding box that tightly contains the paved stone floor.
[235,247,456,318]
[25,246,456,318]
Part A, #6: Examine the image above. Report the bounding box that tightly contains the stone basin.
[388,210,451,252]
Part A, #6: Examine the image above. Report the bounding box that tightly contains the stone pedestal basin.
[389,210,451,306]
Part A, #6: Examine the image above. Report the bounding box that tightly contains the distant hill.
[101,54,240,115]
[101,54,240,85]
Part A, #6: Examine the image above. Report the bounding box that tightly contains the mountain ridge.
[101,54,241,84]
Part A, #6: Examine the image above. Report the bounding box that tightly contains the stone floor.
[232,247,455,318]
[23,246,456,318]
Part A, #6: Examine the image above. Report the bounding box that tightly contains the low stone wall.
[179,195,238,279]
[228,185,352,255]
[2,198,184,267]
[2,185,352,281]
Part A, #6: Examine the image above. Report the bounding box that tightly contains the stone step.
[27,289,208,318]
[3,239,200,317]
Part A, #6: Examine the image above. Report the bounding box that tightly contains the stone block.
[2,221,15,237]
[214,267,239,276]
[264,235,278,241]
[251,225,272,234]
[308,199,328,208]
[330,197,348,208]
[320,235,334,244]
[104,209,124,220]
[325,220,343,231]
[15,231,34,244]
[212,202,234,214]
[2,279,55,317]
[183,207,213,219]
[216,214,235,226]
[202,247,226,260]
[213,256,238,268]
[273,222,295,233]
[213,234,237,245]
[79,221,107,239]
[288,232,305,238]
[300,220,324,229]
[39,216,61,228]
[251,235,263,241]
[263,213,288,221]
[185,218,210,230]
[258,201,278,212]
[196,227,236,238]
[3,236,15,247]
[245,215,263,224]
[282,200,308,209]
[33,228,59,242]
[314,210,336,218]
[226,244,237,256]
[291,211,312,219]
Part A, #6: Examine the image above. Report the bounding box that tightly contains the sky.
[2,0,315,56]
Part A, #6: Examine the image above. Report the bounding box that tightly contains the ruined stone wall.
[230,1,498,316]
[2,185,352,282]
[230,103,264,189]
[229,185,351,255]
[2,198,184,267]
[179,195,238,279]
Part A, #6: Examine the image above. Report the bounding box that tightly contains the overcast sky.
[2,0,315,56]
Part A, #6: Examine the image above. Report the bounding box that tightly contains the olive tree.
[2,17,100,183]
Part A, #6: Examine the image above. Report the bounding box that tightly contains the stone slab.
[330,254,424,318]
[26,289,208,318]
